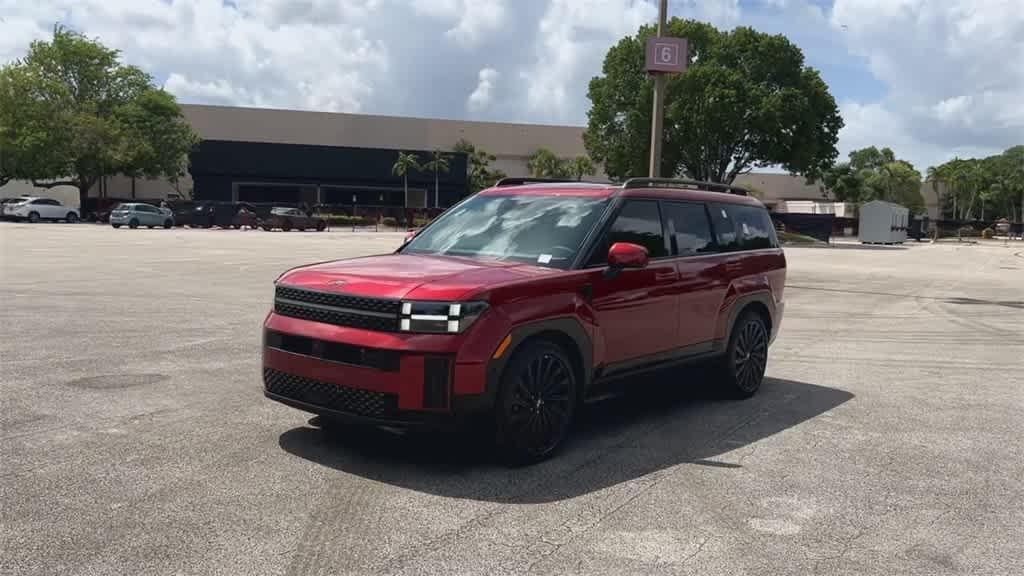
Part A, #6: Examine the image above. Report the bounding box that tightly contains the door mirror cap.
[607,242,649,269]
[403,229,417,244]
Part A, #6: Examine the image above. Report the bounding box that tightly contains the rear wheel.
[66,212,79,223]
[28,211,40,223]
[282,220,292,232]
[717,310,769,398]
[129,218,139,229]
[495,340,577,464]
[163,219,173,229]
[112,223,121,229]
[316,220,326,231]
[262,225,272,231]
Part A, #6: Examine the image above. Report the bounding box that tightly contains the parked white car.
[2,197,80,223]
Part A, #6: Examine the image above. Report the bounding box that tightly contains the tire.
[282,220,292,232]
[716,310,769,399]
[28,211,40,223]
[231,224,239,229]
[262,225,272,231]
[147,225,155,229]
[495,340,577,464]
[129,219,139,229]
[66,212,79,223]
[316,220,326,232]
[112,224,121,229]
[163,219,173,229]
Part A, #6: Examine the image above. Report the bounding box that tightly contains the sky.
[1,0,1022,173]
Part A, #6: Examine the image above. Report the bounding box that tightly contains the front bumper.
[262,312,500,426]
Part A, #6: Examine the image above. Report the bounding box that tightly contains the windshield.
[403,194,610,268]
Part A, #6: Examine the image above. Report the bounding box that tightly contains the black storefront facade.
[189,140,469,209]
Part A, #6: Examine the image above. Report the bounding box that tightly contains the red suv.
[263,178,786,461]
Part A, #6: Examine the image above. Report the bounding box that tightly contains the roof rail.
[621,177,748,196]
[494,177,579,187]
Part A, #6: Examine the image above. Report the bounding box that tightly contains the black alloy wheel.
[496,341,576,463]
[66,212,79,223]
[282,219,292,232]
[722,311,768,398]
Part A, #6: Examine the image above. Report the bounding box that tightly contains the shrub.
[958,225,978,237]
[981,227,994,239]
[381,217,397,227]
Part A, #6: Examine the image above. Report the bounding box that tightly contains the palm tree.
[568,155,596,181]
[422,149,450,208]
[528,147,568,178]
[392,151,421,207]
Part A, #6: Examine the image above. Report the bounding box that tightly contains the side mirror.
[403,229,417,244]
[607,242,649,269]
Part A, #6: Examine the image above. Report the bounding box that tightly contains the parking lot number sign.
[645,37,688,74]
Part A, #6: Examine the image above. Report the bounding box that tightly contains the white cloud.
[831,0,1024,167]
[520,0,657,120]
[412,0,506,48]
[1,0,388,113]
[467,67,499,111]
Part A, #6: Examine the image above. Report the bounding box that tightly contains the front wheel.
[129,219,139,229]
[282,220,292,232]
[163,219,173,229]
[717,311,769,398]
[28,211,40,223]
[66,212,79,223]
[495,340,577,464]
[316,220,326,231]
[111,223,121,229]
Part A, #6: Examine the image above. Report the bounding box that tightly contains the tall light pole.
[648,0,669,178]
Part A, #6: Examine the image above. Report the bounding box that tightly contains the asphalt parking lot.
[2,223,1022,576]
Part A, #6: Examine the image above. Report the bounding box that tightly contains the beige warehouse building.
[1,103,946,219]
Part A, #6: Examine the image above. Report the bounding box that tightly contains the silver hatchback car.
[110,203,175,229]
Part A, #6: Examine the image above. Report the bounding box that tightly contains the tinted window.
[708,204,740,251]
[661,202,713,256]
[403,194,610,269]
[588,200,666,265]
[729,205,778,250]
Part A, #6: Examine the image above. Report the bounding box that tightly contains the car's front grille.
[274,285,400,331]
[263,368,396,418]
[265,330,400,371]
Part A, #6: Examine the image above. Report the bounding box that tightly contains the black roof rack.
[494,177,579,187]
[621,177,748,196]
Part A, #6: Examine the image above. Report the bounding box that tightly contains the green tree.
[453,139,506,192]
[392,151,422,205]
[422,149,450,208]
[567,155,596,181]
[0,26,197,212]
[584,19,842,183]
[527,147,570,179]
[824,146,924,213]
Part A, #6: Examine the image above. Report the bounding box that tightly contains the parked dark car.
[261,207,327,231]
[263,177,787,462]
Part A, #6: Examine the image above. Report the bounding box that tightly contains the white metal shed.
[859,200,909,244]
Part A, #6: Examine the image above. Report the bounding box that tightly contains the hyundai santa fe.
[263,177,786,462]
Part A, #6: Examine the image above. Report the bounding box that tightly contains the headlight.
[399,301,488,334]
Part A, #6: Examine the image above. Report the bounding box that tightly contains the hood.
[277,253,560,301]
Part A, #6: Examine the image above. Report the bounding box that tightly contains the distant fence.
[771,213,836,243]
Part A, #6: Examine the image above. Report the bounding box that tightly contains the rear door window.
[587,200,667,265]
[728,205,778,250]
[660,202,714,256]
[708,204,740,251]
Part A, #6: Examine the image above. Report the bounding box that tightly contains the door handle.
[655,271,676,281]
